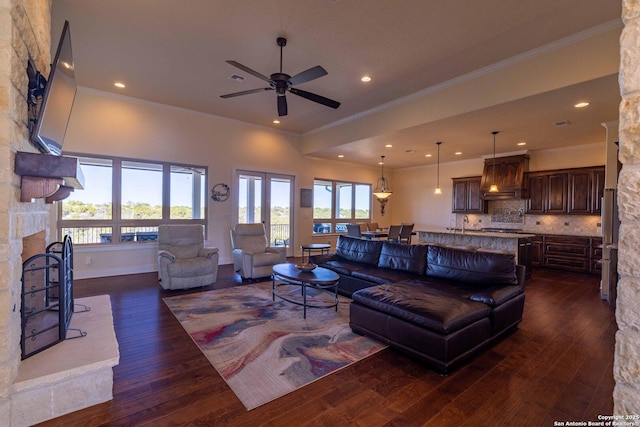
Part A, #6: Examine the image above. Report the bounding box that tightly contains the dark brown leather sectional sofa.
[309,236,526,373]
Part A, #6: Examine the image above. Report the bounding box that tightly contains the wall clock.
[211,183,230,202]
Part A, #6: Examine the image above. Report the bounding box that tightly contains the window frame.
[312,178,371,234]
[58,153,208,245]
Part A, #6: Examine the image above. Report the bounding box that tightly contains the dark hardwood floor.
[37,263,615,427]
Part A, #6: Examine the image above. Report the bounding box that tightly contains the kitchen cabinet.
[591,237,603,274]
[525,166,604,215]
[452,177,487,213]
[531,235,543,267]
[518,237,533,278]
[525,172,568,214]
[540,235,600,275]
[567,167,606,214]
[592,168,606,214]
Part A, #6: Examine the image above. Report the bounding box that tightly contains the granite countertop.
[417,228,602,239]
[417,228,536,239]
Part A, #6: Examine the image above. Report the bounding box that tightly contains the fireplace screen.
[21,235,84,359]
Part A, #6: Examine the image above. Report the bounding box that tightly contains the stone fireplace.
[1,2,118,426]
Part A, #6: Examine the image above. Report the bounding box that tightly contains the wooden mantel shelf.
[14,151,84,203]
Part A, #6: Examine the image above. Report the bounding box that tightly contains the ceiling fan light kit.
[221,37,341,117]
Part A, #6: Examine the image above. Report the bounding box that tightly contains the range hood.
[480,154,529,200]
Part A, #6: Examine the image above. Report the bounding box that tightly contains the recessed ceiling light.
[114,82,126,88]
[455,152,462,155]
[425,154,432,158]
[517,141,527,146]
[385,144,393,148]
[574,101,590,108]
[361,75,372,82]
[338,154,344,158]
[273,120,280,124]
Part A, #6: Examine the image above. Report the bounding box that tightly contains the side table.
[300,243,330,263]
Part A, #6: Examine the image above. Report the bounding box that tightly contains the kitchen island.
[417,229,535,266]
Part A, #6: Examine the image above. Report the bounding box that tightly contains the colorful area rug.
[163,282,386,410]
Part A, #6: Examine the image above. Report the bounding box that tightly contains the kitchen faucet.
[462,215,469,233]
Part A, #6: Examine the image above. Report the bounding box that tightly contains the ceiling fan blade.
[220,87,272,98]
[277,95,288,116]
[288,66,328,86]
[226,60,272,83]
[289,87,340,109]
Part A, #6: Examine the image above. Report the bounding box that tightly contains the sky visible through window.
[67,163,196,207]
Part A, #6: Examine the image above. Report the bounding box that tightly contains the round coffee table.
[272,263,339,319]
[300,243,331,263]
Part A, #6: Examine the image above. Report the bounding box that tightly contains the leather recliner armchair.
[157,224,219,290]
[230,223,287,279]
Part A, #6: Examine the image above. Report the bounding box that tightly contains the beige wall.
[62,89,386,278]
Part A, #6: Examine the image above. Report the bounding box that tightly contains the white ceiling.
[51,0,622,169]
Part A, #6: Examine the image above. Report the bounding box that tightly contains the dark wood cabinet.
[525,172,567,214]
[525,166,603,215]
[547,173,568,213]
[592,168,606,214]
[591,237,603,274]
[567,167,606,214]
[531,235,543,267]
[526,175,546,214]
[539,235,600,275]
[518,237,533,278]
[452,177,487,213]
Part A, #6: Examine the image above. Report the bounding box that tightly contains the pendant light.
[434,141,442,194]
[489,131,499,193]
[373,155,392,215]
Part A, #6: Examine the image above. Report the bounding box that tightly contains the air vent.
[554,120,571,127]
[229,74,245,82]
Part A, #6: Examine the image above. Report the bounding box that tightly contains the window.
[312,179,371,233]
[59,154,207,244]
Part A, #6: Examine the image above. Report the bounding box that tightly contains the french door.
[236,170,294,257]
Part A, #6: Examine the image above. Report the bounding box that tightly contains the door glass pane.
[61,157,112,220]
[238,174,262,224]
[270,178,290,246]
[313,180,332,219]
[170,166,205,219]
[121,161,163,219]
[355,184,371,219]
[336,182,353,218]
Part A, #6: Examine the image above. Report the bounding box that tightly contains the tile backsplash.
[456,199,602,237]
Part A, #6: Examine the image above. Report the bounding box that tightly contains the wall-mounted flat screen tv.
[30,20,76,156]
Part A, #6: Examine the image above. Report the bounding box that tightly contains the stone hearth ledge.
[10,295,119,427]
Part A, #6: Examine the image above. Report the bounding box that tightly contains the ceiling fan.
[220,37,341,117]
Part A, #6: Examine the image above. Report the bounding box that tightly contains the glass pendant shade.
[373,155,392,215]
[373,156,392,199]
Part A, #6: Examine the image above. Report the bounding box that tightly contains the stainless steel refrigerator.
[600,121,619,305]
[600,188,619,304]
